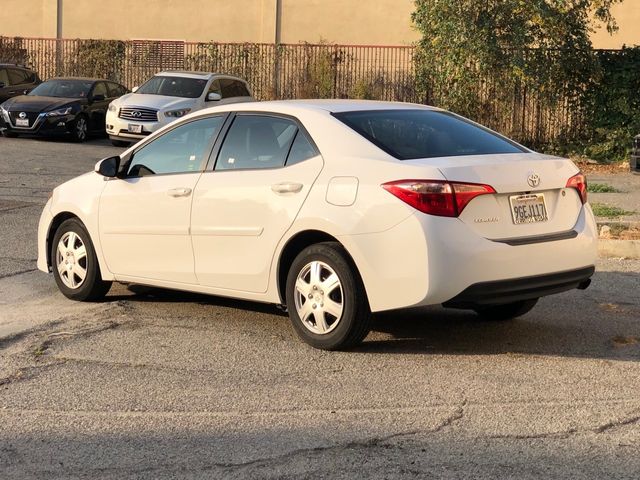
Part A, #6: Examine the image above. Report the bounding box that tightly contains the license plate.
[128,124,142,134]
[16,118,29,127]
[509,193,548,224]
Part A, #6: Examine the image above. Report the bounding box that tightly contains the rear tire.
[285,242,371,350]
[473,299,538,321]
[51,218,112,301]
[111,139,131,147]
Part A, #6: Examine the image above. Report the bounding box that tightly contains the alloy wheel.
[76,117,87,141]
[55,231,88,289]
[293,261,344,334]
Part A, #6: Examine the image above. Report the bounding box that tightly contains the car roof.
[43,77,112,83]
[156,71,247,82]
[0,63,32,69]
[201,99,439,115]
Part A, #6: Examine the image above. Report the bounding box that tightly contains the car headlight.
[108,103,118,113]
[0,106,9,122]
[45,107,74,117]
[164,108,191,118]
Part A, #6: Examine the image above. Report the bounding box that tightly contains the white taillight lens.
[382,180,496,217]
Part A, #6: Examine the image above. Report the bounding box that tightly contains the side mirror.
[0,81,5,88]
[207,92,222,102]
[95,156,120,178]
[91,94,106,102]
[131,86,139,93]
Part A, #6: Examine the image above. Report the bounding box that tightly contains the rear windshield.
[333,109,526,160]
[137,76,207,98]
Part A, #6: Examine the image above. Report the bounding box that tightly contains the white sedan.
[37,100,597,350]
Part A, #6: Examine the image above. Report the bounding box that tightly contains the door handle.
[271,182,303,195]
[167,187,192,197]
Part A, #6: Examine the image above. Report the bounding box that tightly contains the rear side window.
[333,110,525,160]
[216,115,298,170]
[286,131,317,166]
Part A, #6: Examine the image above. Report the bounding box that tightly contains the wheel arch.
[276,229,364,305]
[46,211,81,269]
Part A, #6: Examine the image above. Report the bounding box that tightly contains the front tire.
[3,130,18,138]
[473,299,538,321]
[285,242,371,350]
[72,115,88,142]
[51,218,111,301]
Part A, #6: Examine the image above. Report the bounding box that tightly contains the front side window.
[136,75,207,99]
[216,115,298,171]
[127,116,224,177]
[91,82,108,98]
[8,69,29,85]
[207,80,221,96]
[220,79,250,98]
[0,69,8,86]
[334,109,526,160]
[29,80,93,98]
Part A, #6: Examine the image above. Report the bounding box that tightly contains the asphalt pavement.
[1,136,639,479]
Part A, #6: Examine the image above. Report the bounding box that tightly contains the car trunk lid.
[405,153,583,240]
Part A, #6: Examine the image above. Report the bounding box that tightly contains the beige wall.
[591,1,640,49]
[2,0,58,38]
[0,0,637,48]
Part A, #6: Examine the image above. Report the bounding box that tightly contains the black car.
[0,64,41,103]
[0,77,128,142]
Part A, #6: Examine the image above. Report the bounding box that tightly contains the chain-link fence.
[0,36,619,148]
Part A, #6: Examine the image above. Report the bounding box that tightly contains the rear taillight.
[566,172,587,204]
[382,180,496,217]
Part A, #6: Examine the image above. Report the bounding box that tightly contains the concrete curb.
[598,239,640,259]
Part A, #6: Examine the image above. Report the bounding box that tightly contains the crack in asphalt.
[0,268,38,279]
[594,413,640,433]
[488,410,640,440]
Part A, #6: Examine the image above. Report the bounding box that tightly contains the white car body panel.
[191,155,324,292]
[39,100,598,313]
[98,173,202,283]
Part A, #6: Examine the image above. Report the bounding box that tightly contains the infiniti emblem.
[18,112,27,119]
[131,111,142,118]
[527,173,541,188]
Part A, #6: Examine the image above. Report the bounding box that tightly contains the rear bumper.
[443,266,594,308]
[343,204,598,312]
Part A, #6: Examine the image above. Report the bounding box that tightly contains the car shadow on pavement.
[102,270,639,360]
[107,284,288,317]
[363,270,640,359]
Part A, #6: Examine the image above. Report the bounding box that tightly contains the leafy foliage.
[412,0,623,150]
[583,48,640,162]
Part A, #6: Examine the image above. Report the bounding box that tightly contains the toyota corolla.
[37,100,597,350]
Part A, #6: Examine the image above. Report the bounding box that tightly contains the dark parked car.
[632,135,640,174]
[0,77,128,142]
[0,64,41,103]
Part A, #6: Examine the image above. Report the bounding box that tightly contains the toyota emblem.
[18,112,27,119]
[527,173,541,188]
[131,111,142,118]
